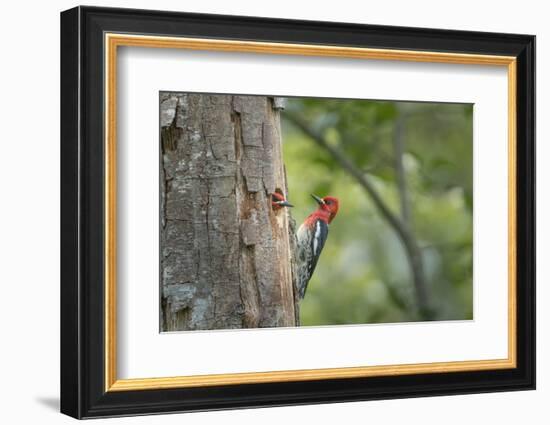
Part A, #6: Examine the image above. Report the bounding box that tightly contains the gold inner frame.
[104,33,517,392]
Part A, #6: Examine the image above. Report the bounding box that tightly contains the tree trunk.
[160,93,296,331]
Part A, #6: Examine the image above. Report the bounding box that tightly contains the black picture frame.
[61,5,535,419]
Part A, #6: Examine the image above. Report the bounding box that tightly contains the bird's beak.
[277,200,294,208]
[311,194,325,205]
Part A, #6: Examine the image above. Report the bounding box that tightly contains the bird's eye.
[325,200,331,205]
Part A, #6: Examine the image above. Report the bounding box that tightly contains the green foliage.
[282,99,473,325]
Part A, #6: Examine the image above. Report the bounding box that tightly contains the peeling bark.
[160,93,296,331]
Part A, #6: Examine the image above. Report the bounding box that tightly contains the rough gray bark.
[160,93,296,331]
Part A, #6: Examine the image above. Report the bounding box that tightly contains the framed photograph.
[60,6,535,419]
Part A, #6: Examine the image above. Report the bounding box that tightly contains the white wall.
[0,0,544,423]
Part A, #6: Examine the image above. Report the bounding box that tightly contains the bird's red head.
[271,192,294,210]
[311,194,339,223]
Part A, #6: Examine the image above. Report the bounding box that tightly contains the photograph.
[159,92,473,332]
[58,5,535,418]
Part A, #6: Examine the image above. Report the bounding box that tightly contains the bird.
[271,192,294,210]
[295,194,339,300]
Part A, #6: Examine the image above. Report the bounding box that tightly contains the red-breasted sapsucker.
[271,192,294,210]
[296,194,339,300]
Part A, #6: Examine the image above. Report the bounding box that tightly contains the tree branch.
[393,111,412,225]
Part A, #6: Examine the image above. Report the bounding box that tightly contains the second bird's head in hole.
[271,192,294,211]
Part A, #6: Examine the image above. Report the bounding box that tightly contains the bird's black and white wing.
[296,219,329,299]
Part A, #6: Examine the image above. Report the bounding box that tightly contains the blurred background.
[281,97,473,326]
